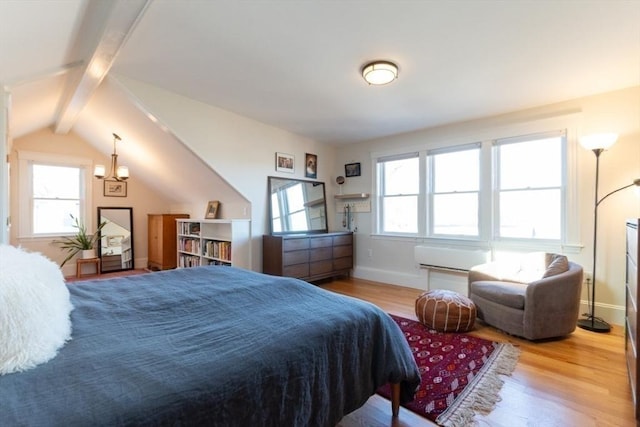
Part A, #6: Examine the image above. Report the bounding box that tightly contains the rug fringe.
[435,343,521,427]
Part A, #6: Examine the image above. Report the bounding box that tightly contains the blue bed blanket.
[0,266,420,426]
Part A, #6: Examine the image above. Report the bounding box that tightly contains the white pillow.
[0,245,73,374]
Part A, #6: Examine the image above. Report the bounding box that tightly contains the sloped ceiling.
[1,0,639,179]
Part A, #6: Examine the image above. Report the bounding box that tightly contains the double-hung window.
[374,128,569,246]
[376,153,419,234]
[494,131,565,240]
[18,151,93,238]
[428,143,480,238]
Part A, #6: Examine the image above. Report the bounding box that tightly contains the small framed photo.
[305,153,317,179]
[276,152,295,173]
[205,200,220,219]
[104,180,127,197]
[345,162,361,177]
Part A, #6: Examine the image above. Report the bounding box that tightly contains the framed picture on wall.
[275,152,295,173]
[305,153,317,179]
[345,162,361,177]
[104,180,127,197]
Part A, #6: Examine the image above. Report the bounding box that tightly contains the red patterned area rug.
[378,315,520,427]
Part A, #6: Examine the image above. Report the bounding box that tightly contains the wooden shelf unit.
[177,219,251,269]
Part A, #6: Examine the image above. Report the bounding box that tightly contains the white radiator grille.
[414,246,490,272]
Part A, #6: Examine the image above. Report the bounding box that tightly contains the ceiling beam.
[54,0,151,134]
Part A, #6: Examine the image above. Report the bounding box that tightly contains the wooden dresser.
[626,218,640,420]
[148,214,189,270]
[263,232,353,282]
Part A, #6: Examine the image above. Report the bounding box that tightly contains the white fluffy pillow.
[0,245,73,374]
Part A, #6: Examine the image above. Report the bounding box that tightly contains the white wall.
[8,128,179,276]
[117,76,338,271]
[334,86,640,326]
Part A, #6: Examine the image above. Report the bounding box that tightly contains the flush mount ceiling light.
[361,61,398,85]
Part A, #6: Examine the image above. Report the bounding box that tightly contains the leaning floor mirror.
[97,207,134,273]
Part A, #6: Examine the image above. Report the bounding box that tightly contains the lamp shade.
[362,61,398,85]
[579,133,618,150]
[116,166,129,180]
[94,165,106,179]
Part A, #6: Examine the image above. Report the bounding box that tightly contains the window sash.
[18,151,93,238]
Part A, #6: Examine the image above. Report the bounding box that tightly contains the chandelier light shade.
[577,133,640,333]
[361,61,398,85]
[94,133,129,181]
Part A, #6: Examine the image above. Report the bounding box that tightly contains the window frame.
[371,114,581,253]
[493,130,567,243]
[375,152,420,236]
[18,150,93,239]
[427,142,481,239]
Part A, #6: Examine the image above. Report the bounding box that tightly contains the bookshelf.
[177,219,251,269]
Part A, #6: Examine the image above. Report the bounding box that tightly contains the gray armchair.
[468,253,583,340]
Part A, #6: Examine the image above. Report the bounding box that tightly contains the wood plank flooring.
[325,277,636,427]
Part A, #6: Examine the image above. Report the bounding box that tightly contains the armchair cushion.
[470,281,527,310]
[542,254,569,278]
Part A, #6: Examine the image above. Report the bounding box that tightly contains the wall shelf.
[334,193,369,200]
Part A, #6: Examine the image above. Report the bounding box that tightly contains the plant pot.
[81,249,96,259]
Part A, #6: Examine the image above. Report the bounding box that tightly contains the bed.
[1,265,420,426]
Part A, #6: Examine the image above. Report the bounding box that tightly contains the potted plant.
[54,214,107,266]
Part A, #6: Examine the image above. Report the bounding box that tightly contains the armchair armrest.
[522,262,583,339]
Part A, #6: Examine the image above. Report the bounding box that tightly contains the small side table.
[76,257,101,278]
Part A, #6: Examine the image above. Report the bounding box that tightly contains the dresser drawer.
[629,225,638,265]
[283,250,309,266]
[628,285,638,339]
[630,254,638,305]
[283,263,309,278]
[310,260,333,276]
[310,236,333,248]
[333,234,353,246]
[334,256,353,271]
[310,247,332,262]
[284,238,310,251]
[333,245,352,258]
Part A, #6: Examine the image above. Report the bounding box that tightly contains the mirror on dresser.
[268,176,328,235]
[97,207,134,273]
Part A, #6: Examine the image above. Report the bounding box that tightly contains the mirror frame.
[97,206,134,273]
[268,176,328,235]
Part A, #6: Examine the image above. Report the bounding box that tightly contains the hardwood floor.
[325,277,636,427]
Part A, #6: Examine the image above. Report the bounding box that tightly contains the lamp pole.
[577,148,610,332]
[577,149,640,332]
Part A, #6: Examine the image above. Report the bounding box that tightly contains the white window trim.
[18,150,93,239]
[370,112,582,254]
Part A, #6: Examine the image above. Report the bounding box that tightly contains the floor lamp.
[577,133,640,333]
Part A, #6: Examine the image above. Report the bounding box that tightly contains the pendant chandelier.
[94,133,129,181]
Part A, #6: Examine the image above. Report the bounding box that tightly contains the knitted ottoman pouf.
[415,289,476,332]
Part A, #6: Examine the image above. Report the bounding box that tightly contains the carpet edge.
[436,342,521,427]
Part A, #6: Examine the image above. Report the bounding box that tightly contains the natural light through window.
[496,135,563,239]
[378,155,419,234]
[374,129,567,245]
[286,184,308,231]
[430,146,479,236]
[32,164,81,234]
